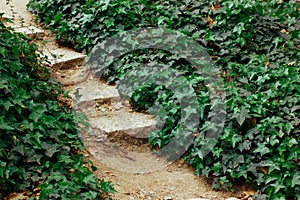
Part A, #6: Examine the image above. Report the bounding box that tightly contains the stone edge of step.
[0,14,13,21]
[43,49,86,69]
[14,25,45,38]
[88,111,157,138]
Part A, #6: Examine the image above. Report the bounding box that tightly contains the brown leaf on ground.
[280,29,288,34]
[210,4,221,11]
[206,16,214,26]
[3,192,29,200]
[288,61,296,66]
[242,189,256,200]
[260,167,268,174]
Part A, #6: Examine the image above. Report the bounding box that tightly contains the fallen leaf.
[251,118,257,125]
[264,61,269,67]
[206,16,214,26]
[210,4,221,11]
[280,29,288,34]
[20,52,25,58]
[260,167,268,174]
[242,189,256,199]
[288,61,296,66]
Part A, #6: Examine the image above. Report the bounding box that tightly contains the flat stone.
[88,111,157,138]
[65,75,120,104]
[14,26,44,38]
[0,14,13,21]
[53,66,90,86]
[43,48,86,69]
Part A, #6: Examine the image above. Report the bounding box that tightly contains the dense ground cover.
[0,16,114,199]
[28,0,299,199]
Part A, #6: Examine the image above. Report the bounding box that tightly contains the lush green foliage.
[28,0,300,199]
[0,16,114,199]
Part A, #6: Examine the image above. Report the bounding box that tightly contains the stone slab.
[53,66,91,86]
[14,26,44,38]
[89,111,157,138]
[43,48,86,69]
[65,75,120,104]
[0,14,13,21]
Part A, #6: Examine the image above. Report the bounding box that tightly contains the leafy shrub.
[27,0,300,199]
[0,16,114,199]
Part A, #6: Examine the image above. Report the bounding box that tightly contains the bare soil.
[80,125,251,200]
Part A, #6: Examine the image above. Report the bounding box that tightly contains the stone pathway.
[0,1,250,199]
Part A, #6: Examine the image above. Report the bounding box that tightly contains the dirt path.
[91,157,232,200]
[1,1,248,199]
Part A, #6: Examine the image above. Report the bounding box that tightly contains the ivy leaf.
[236,108,249,126]
[41,142,60,158]
[233,22,245,35]
[291,173,300,187]
[230,134,242,148]
[53,12,62,23]
[254,143,270,156]
[3,101,13,111]
[13,145,25,156]
[29,104,47,123]
[45,145,60,158]
[270,181,285,194]
[30,132,43,145]
[0,123,14,130]
[288,138,298,147]
[104,19,114,28]
[83,174,97,185]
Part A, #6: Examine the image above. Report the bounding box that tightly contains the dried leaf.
[260,167,268,174]
[206,16,214,26]
[288,61,296,66]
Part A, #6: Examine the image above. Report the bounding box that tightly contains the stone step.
[63,74,120,104]
[0,14,13,22]
[43,48,86,69]
[53,66,91,86]
[60,70,158,138]
[64,73,157,138]
[88,111,157,139]
[14,26,44,38]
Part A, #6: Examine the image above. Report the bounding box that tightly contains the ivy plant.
[0,15,114,199]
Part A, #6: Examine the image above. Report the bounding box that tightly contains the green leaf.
[83,174,96,185]
[288,138,298,147]
[29,104,47,123]
[13,145,25,156]
[236,108,249,126]
[104,19,114,28]
[0,123,14,130]
[270,181,285,194]
[30,132,43,145]
[291,173,300,187]
[233,22,245,35]
[54,12,62,23]
[3,101,13,111]
[100,180,115,194]
[45,145,60,158]
[254,143,270,156]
